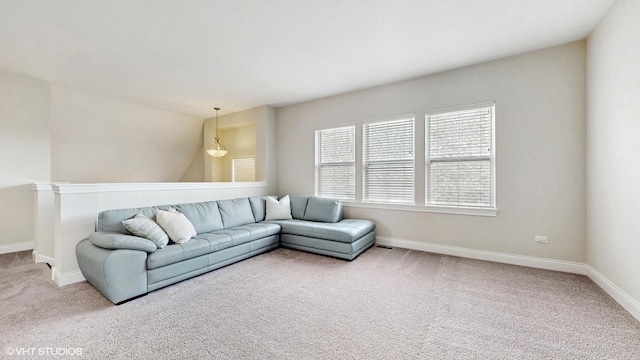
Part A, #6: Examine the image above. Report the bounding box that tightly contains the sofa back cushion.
[289,195,310,220]
[98,205,172,233]
[249,196,268,222]
[303,196,343,223]
[218,198,256,228]
[174,201,224,234]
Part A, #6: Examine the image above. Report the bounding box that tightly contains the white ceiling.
[0,0,615,118]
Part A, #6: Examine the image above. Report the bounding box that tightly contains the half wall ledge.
[34,182,269,287]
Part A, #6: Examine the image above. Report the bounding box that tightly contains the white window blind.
[314,126,355,200]
[232,157,255,182]
[363,116,415,204]
[426,102,495,208]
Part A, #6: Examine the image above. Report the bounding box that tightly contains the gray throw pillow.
[122,214,170,248]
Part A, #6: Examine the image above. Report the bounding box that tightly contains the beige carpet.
[1,247,639,359]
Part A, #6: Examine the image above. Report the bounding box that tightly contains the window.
[426,102,495,208]
[314,126,355,200]
[363,116,415,204]
[232,157,255,182]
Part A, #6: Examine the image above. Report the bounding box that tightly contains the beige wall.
[586,0,640,303]
[50,86,203,183]
[277,42,587,262]
[180,131,205,182]
[204,105,278,194]
[216,123,256,182]
[0,69,50,250]
[0,75,206,250]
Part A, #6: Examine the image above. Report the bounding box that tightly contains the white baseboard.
[0,241,34,254]
[375,236,640,321]
[375,236,587,275]
[586,266,640,321]
[32,250,55,266]
[52,267,85,287]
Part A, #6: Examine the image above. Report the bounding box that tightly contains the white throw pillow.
[156,209,197,244]
[265,195,293,221]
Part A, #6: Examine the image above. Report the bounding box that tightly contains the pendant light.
[207,107,228,157]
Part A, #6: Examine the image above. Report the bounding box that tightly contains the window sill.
[342,201,498,217]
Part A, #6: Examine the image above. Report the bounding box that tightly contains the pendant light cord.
[214,107,220,139]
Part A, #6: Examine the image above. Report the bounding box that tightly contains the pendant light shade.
[207,107,228,157]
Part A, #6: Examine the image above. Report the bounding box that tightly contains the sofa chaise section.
[264,195,376,260]
[266,218,375,261]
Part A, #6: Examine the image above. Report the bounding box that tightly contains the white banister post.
[32,183,56,266]
[52,184,98,286]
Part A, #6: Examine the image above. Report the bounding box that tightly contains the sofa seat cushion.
[147,238,212,270]
[227,223,281,241]
[264,219,374,243]
[191,232,234,252]
[205,223,281,245]
[147,223,281,270]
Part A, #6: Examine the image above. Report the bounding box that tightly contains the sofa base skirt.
[280,231,375,260]
[148,235,279,291]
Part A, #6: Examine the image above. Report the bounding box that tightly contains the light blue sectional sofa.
[76,195,375,304]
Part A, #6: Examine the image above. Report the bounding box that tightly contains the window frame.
[425,101,496,210]
[314,125,356,200]
[362,114,415,205]
[310,104,497,217]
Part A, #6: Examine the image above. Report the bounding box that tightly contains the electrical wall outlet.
[535,235,549,244]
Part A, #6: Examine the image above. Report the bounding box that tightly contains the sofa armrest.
[89,231,157,253]
[77,239,148,304]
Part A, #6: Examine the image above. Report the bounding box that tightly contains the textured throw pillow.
[156,209,197,244]
[265,195,293,221]
[122,214,169,249]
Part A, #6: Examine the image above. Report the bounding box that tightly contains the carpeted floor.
[1,247,639,359]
